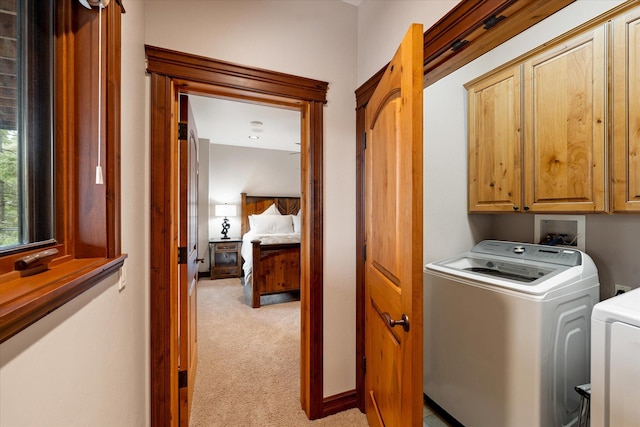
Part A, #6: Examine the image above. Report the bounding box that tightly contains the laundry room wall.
[462,1,640,299]
[357,0,639,299]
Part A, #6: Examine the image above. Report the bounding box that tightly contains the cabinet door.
[612,8,640,212]
[467,65,522,212]
[523,27,607,212]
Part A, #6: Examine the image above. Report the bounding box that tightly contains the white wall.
[0,2,149,425]
[145,0,358,398]
[356,0,460,85]
[207,144,301,241]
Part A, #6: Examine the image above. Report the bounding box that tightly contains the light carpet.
[189,278,369,427]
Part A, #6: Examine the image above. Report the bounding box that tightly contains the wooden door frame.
[145,45,328,425]
[177,94,199,426]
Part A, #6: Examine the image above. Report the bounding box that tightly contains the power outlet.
[614,284,631,295]
[118,265,127,292]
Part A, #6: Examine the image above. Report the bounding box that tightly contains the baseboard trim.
[322,389,360,418]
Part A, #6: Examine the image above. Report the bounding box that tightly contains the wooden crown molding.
[145,45,328,104]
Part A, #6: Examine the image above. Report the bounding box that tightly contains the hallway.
[188,279,368,426]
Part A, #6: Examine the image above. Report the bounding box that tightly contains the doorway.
[145,45,328,424]
[189,94,302,421]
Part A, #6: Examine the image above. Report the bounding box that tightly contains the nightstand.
[209,239,242,279]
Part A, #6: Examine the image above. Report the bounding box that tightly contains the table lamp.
[214,204,237,239]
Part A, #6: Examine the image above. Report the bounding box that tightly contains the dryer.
[591,287,640,427]
[424,240,599,427]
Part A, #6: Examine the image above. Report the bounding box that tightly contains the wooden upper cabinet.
[612,7,640,212]
[467,65,522,212]
[467,26,609,214]
[522,27,607,213]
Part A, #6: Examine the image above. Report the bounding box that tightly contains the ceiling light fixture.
[250,121,263,126]
[248,135,260,140]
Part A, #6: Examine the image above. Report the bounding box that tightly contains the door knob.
[382,312,410,332]
[196,258,205,263]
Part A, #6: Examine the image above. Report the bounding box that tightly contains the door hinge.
[362,356,366,374]
[363,244,366,262]
[450,39,469,52]
[178,370,188,389]
[483,14,505,30]
[178,122,187,140]
[362,131,366,150]
[178,246,187,264]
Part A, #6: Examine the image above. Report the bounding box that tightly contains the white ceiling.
[188,95,301,153]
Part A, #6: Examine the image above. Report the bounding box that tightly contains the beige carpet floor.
[189,278,369,427]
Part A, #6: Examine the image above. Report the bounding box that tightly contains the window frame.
[21,0,55,248]
[0,2,125,343]
[0,1,55,252]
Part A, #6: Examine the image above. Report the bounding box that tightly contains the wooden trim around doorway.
[145,45,328,424]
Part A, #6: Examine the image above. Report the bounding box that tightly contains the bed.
[240,193,301,308]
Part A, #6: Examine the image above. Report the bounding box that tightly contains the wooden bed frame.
[241,193,301,308]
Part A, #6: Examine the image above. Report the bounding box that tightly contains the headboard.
[241,193,301,235]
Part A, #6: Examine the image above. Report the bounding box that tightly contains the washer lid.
[432,255,559,283]
[424,240,599,296]
[592,287,640,328]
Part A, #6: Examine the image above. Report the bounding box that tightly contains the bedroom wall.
[208,144,301,241]
[0,2,149,425]
[145,0,358,398]
[357,0,640,298]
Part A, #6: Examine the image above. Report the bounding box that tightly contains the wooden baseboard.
[322,389,360,418]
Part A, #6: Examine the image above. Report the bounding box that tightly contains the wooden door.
[466,65,522,212]
[178,94,199,427]
[612,6,640,212]
[523,27,607,212]
[364,23,423,427]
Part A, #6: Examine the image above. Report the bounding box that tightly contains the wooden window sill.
[0,254,127,343]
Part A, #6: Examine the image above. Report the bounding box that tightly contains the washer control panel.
[472,240,582,267]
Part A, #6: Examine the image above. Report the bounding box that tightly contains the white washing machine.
[424,240,599,427]
[591,287,640,427]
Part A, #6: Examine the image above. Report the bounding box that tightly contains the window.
[0,2,125,343]
[0,0,54,253]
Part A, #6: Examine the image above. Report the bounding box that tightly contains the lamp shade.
[215,204,237,217]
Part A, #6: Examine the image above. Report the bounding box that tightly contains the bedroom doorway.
[146,45,329,424]
[188,95,302,422]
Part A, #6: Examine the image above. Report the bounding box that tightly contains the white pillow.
[250,214,294,234]
[260,203,281,215]
[292,211,302,233]
[248,203,281,230]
